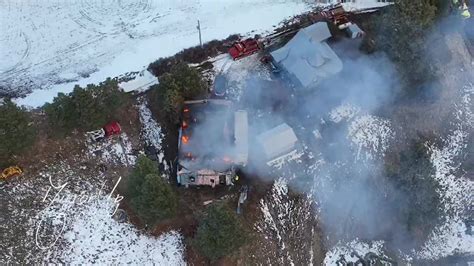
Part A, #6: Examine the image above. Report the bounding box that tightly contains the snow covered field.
[1,110,184,263]
[319,85,474,263]
[40,196,185,264]
[417,84,474,260]
[1,0,311,106]
[324,239,388,265]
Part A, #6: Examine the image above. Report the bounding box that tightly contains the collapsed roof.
[178,99,234,172]
[177,99,248,186]
[270,22,343,89]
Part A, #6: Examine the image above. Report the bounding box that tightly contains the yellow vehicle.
[1,166,23,180]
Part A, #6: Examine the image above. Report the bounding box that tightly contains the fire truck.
[87,121,122,142]
[228,38,262,60]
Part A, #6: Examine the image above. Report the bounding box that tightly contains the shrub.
[0,99,36,167]
[193,204,246,261]
[44,78,128,135]
[128,156,177,225]
[148,34,239,77]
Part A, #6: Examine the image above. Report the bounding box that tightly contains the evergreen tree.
[162,87,185,124]
[193,204,246,261]
[170,62,207,99]
[375,0,437,90]
[127,155,159,198]
[131,174,178,224]
[385,138,441,246]
[0,99,36,167]
[127,156,177,225]
[43,92,77,133]
[149,62,207,124]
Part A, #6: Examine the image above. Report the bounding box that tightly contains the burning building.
[177,99,248,187]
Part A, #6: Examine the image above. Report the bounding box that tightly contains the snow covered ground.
[1,140,184,264]
[3,0,311,106]
[417,84,474,260]
[329,102,394,161]
[40,195,185,264]
[87,133,136,166]
[256,178,316,265]
[348,115,393,161]
[329,103,361,123]
[323,239,388,265]
[119,69,158,93]
[137,97,168,170]
[319,85,474,263]
[210,51,270,101]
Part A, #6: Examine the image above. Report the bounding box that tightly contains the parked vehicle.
[1,166,22,181]
[228,38,262,60]
[87,121,122,142]
[213,74,228,97]
[321,4,351,29]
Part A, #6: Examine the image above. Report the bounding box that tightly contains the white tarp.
[271,22,342,88]
[256,123,298,160]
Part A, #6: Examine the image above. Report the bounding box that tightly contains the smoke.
[289,49,408,246]
[232,36,418,252]
[185,13,472,257]
[198,35,406,251]
[185,42,413,252]
[179,100,237,171]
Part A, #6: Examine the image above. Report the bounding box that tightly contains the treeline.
[374,0,438,89]
[0,99,35,167]
[371,0,452,247]
[0,78,129,167]
[384,136,441,247]
[148,34,239,77]
[363,0,454,96]
[44,78,128,136]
